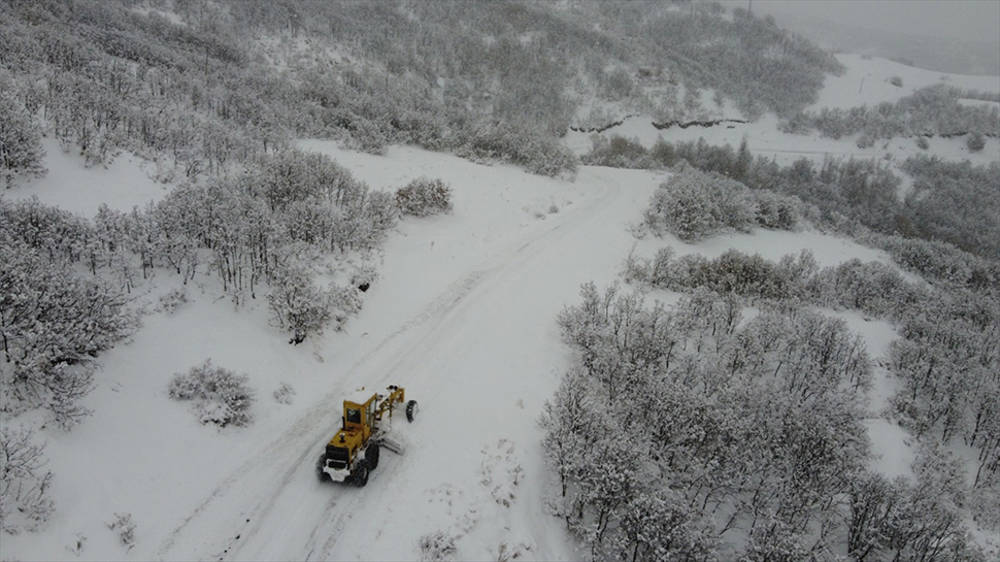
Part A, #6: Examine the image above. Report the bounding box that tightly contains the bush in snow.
[643,165,767,241]
[272,382,295,405]
[419,530,458,561]
[495,541,532,562]
[395,177,453,217]
[268,262,334,345]
[582,135,653,169]
[168,360,255,428]
[899,155,1000,259]
[966,132,986,152]
[1,218,135,427]
[806,258,920,319]
[915,136,930,150]
[0,426,54,534]
[157,288,189,314]
[250,150,366,212]
[327,284,363,331]
[106,512,136,551]
[889,76,903,87]
[455,123,577,177]
[268,258,365,344]
[628,248,818,304]
[752,190,800,230]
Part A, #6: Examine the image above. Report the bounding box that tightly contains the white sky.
[727,0,999,45]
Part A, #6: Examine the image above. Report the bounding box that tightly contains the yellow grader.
[316,385,417,487]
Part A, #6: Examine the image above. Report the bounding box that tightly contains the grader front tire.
[405,400,418,422]
[316,455,329,482]
[352,462,370,487]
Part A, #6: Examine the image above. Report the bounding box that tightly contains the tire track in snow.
[155,173,624,561]
[307,172,633,561]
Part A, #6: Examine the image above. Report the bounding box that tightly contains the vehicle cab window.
[347,408,361,424]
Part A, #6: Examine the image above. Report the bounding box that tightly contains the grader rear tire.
[367,442,380,471]
[405,400,418,422]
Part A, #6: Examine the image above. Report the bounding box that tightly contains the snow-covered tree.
[0,94,45,187]
[0,230,133,426]
[0,426,54,534]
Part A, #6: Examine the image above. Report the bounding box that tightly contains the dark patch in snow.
[651,118,749,130]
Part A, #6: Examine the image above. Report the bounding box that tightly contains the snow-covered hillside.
[4,127,954,560]
[3,1,998,555]
[565,54,1000,172]
[809,54,1000,111]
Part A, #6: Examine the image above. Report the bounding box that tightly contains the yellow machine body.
[319,385,409,485]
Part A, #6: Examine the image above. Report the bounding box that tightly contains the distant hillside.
[0,0,841,180]
[763,11,1000,77]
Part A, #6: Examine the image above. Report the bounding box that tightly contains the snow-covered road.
[153,147,663,561]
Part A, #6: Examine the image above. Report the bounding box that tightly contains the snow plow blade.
[378,435,406,455]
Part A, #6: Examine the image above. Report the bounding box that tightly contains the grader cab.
[316,385,417,487]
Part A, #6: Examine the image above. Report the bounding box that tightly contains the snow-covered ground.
[5,51,999,562]
[4,139,168,217]
[2,141,658,561]
[4,130,949,560]
[810,53,1000,111]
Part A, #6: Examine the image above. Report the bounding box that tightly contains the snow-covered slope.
[565,54,1000,170]
[810,53,1000,111]
[3,135,927,561]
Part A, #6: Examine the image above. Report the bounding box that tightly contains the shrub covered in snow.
[106,512,136,551]
[272,382,296,405]
[1,205,136,426]
[419,530,458,561]
[753,190,800,230]
[784,85,999,141]
[168,360,255,428]
[0,426,54,534]
[807,258,920,319]
[396,178,453,217]
[643,166,799,242]
[268,262,334,345]
[644,165,750,240]
[899,155,1000,260]
[966,132,986,152]
[157,288,189,314]
[582,135,654,168]
[455,123,577,177]
[627,247,818,303]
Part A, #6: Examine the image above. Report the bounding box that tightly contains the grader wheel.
[316,454,329,482]
[405,400,418,422]
[352,462,369,487]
